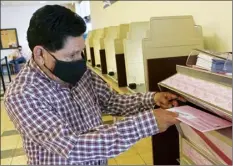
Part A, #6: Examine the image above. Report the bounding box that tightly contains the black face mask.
[45,50,87,85]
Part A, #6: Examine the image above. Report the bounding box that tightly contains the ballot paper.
[195,52,232,73]
[168,106,232,132]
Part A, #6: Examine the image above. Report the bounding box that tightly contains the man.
[9,45,27,73]
[83,16,91,40]
[4,5,185,165]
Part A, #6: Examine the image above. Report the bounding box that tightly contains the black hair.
[18,45,22,48]
[27,5,86,52]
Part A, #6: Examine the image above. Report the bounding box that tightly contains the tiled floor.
[1,75,153,165]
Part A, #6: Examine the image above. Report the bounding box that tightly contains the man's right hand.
[153,109,180,133]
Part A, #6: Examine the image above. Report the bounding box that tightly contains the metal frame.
[0,56,12,95]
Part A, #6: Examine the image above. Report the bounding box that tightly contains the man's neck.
[31,57,71,88]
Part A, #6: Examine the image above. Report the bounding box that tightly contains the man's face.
[33,36,85,72]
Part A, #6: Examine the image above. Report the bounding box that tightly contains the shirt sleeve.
[90,70,156,116]
[4,93,159,163]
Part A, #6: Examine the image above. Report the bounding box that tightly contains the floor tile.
[134,137,152,147]
[1,104,8,111]
[1,148,14,159]
[139,152,154,165]
[116,146,138,158]
[1,135,20,151]
[102,115,113,121]
[13,148,25,158]
[1,107,11,134]
[1,130,19,137]
[115,154,146,165]
[108,158,118,165]
[16,136,23,149]
[103,120,113,125]
[1,123,5,135]
[134,137,152,153]
[11,155,27,165]
[3,121,16,131]
[134,144,152,154]
[1,158,12,165]
[1,109,8,121]
[102,115,114,124]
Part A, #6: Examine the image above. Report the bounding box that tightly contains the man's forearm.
[91,70,156,116]
[102,92,156,116]
[68,110,159,163]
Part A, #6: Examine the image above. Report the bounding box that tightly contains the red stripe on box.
[193,129,232,165]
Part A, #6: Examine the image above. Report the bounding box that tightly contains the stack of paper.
[168,106,232,132]
[196,52,232,73]
[196,53,215,70]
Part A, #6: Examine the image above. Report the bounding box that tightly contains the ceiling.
[1,1,77,7]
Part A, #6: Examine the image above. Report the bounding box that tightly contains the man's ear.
[33,46,44,65]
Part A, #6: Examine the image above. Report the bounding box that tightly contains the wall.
[90,1,232,52]
[1,5,43,60]
[76,1,91,18]
[76,1,92,33]
[1,2,79,60]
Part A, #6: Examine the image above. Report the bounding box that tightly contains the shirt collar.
[28,57,71,90]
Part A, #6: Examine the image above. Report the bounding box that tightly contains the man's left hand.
[154,92,186,109]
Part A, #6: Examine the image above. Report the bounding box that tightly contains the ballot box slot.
[159,85,232,122]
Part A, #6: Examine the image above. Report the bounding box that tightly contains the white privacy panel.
[142,15,204,91]
[123,22,149,85]
[99,28,108,50]
[148,15,203,47]
[85,31,93,60]
[126,62,145,84]
[104,24,130,76]
[114,24,129,55]
[93,28,106,66]
[104,26,118,74]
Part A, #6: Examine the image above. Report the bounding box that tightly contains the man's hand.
[154,92,186,109]
[153,109,180,133]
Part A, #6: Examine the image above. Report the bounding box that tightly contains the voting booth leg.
[90,47,95,67]
[146,56,188,165]
[84,48,87,60]
[100,49,107,74]
[4,56,12,82]
[0,65,6,94]
[153,126,180,165]
[115,53,127,87]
